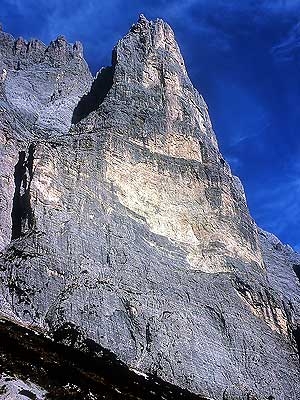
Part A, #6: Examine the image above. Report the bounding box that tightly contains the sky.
[1,0,300,250]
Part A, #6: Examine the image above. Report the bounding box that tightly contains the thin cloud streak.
[252,159,300,248]
[271,21,300,61]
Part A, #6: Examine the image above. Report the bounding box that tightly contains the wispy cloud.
[3,0,300,65]
[271,21,300,61]
[252,158,300,247]
[261,0,300,14]
[224,156,242,170]
[230,118,270,147]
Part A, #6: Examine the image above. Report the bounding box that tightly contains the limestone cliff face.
[0,16,300,400]
[73,16,262,274]
[0,26,92,134]
[0,26,92,250]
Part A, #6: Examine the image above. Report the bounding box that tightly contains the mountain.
[0,15,299,400]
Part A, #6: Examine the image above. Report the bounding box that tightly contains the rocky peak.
[45,35,84,65]
[0,25,92,133]
[14,37,27,55]
[132,14,185,62]
[0,16,300,400]
[74,16,218,152]
[73,40,84,58]
[0,28,84,68]
[72,16,262,276]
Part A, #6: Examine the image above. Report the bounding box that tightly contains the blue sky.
[1,0,300,250]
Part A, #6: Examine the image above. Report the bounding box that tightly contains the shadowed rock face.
[0,318,204,400]
[72,65,115,124]
[0,15,300,400]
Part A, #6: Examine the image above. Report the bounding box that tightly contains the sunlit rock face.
[73,16,263,274]
[0,28,92,134]
[0,16,300,400]
[0,27,92,250]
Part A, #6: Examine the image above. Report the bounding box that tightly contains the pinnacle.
[138,14,149,24]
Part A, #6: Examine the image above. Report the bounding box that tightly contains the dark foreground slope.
[0,15,300,400]
[0,318,205,399]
